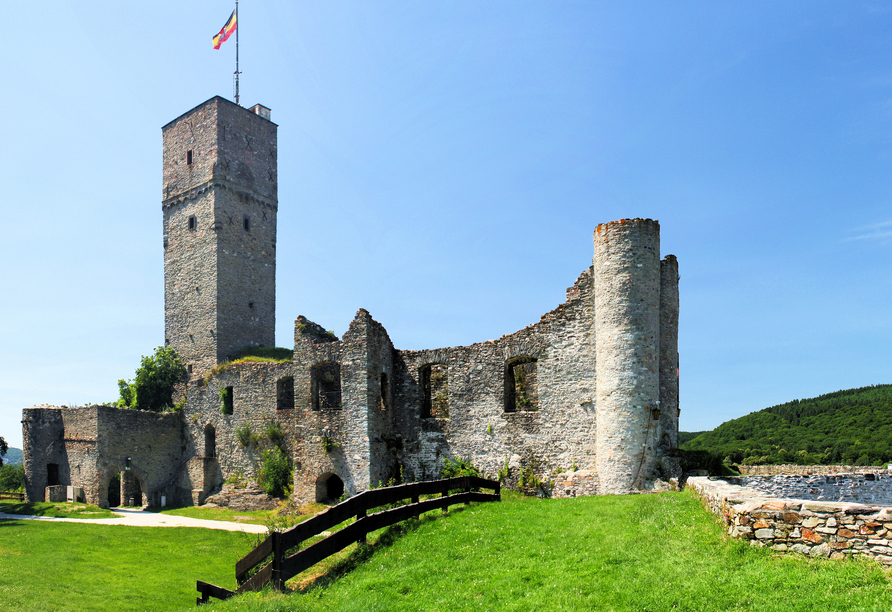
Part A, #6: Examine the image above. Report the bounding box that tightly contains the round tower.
[594,218,661,494]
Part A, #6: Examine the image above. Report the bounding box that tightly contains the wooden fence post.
[271,531,283,591]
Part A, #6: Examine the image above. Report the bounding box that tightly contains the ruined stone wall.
[162,96,277,374]
[182,361,296,503]
[393,267,599,497]
[738,465,889,476]
[23,405,185,507]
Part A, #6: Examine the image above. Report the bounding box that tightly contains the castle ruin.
[23,96,680,508]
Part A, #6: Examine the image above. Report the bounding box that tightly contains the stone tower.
[161,97,278,375]
[594,219,678,494]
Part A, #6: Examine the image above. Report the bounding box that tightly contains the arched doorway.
[315,472,345,503]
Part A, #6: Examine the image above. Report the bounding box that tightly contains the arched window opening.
[505,356,538,413]
[312,363,341,410]
[379,372,390,411]
[420,364,448,418]
[277,376,295,410]
[315,472,345,504]
[204,424,216,458]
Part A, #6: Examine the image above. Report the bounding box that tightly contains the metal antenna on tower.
[234,0,241,106]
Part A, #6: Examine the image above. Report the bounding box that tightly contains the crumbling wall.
[393,267,599,496]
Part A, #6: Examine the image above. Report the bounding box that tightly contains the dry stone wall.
[690,476,892,565]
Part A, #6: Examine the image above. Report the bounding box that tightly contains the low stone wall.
[738,465,888,476]
[688,476,892,565]
[731,473,892,506]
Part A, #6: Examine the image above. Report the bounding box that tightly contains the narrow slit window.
[243,216,250,231]
[188,216,196,230]
[277,377,295,410]
[420,364,448,418]
[186,150,193,165]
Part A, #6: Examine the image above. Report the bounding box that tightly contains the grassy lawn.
[0,520,252,612]
[0,501,117,519]
[175,490,892,612]
[4,490,892,611]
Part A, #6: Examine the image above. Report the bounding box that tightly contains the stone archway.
[315,472,345,503]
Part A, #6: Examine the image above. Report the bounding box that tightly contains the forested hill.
[681,385,892,466]
[1,448,22,465]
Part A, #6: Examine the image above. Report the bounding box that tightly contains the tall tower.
[594,219,663,494]
[162,96,277,375]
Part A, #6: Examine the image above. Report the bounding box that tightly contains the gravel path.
[0,507,267,533]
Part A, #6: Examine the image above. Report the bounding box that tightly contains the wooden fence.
[196,476,500,604]
[0,491,25,502]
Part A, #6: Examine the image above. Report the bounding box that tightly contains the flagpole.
[234,0,241,106]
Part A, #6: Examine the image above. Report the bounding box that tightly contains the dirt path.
[0,507,267,533]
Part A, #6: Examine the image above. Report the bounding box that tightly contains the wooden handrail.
[197,476,500,604]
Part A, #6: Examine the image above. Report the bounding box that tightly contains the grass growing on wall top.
[177,490,892,612]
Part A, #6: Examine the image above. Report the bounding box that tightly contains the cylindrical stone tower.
[659,255,680,450]
[594,219,661,494]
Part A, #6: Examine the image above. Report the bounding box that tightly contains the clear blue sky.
[1,2,890,450]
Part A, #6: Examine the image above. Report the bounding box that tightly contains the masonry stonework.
[22,97,681,508]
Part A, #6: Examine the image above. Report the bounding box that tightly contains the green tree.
[0,436,7,466]
[117,346,187,412]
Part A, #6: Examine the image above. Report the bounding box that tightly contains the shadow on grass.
[290,503,474,594]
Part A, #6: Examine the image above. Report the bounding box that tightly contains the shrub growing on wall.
[258,446,291,497]
[117,346,188,412]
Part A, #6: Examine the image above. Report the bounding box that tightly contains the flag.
[213,10,237,50]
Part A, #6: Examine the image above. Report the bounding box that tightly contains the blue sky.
[1,2,890,450]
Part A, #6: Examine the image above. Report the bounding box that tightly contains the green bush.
[440,456,481,479]
[117,346,187,412]
[258,447,292,497]
[236,423,259,448]
[0,463,24,491]
[265,421,285,448]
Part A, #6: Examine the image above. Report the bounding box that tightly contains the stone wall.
[738,464,888,476]
[22,405,186,508]
[727,473,892,506]
[689,476,892,565]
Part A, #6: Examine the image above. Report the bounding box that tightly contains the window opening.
[505,357,538,412]
[243,216,250,231]
[420,364,448,418]
[311,363,341,410]
[47,463,59,487]
[188,215,196,230]
[221,386,234,415]
[204,424,216,458]
[379,372,390,410]
[186,150,193,165]
[277,377,295,410]
[107,473,121,507]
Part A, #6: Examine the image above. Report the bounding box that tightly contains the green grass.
[0,501,117,519]
[175,490,892,612]
[0,520,251,612]
[5,491,892,611]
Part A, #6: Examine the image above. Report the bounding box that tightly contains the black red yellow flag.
[213,10,237,50]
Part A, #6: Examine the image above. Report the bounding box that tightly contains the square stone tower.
[161,96,277,375]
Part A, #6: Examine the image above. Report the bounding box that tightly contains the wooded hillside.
[681,385,892,466]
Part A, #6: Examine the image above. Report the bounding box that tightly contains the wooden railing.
[0,491,25,502]
[196,476,500,604]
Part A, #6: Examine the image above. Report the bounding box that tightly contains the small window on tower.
[186,150,193,165]
[188,216,196,231]
[243,216,251,232]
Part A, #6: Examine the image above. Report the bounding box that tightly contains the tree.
[0,436,7,467]
[117,346,187,412]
